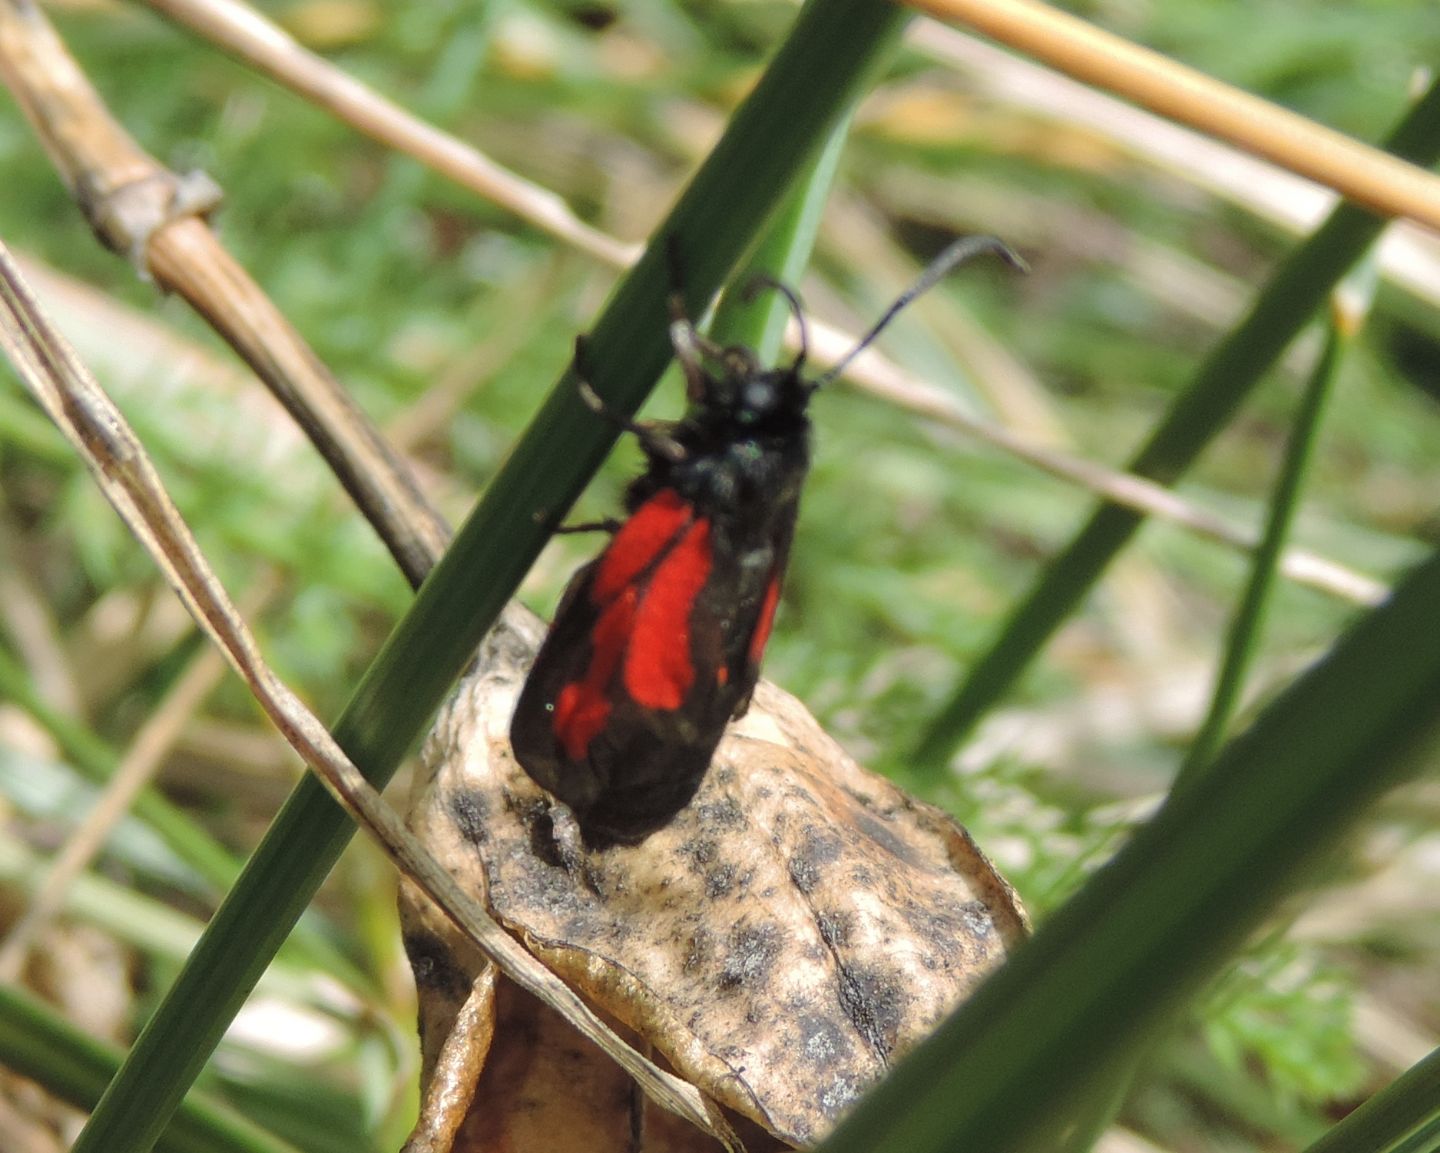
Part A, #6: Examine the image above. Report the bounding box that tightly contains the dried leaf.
[403,607,1027,1149]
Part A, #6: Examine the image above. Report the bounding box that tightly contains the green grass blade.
[822,543,1440,1153]
[71,1,910,1149]
[0,642,238,891]
[1071,288,1360,1153]
[0,983,303,1153]
[0,642,368,989]
[1056,1047,1141,1153]
[1388,1115,1440,1153]
[911,75,1440,770]
[1302,1046,1440,1153]
[709,117,850,357]
[1176,287,1353,789]
[1067,282,1358,1146]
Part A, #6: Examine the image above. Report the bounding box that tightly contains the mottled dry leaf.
[402,606,1027,1149]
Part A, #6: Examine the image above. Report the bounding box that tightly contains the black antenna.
[742,275,810,374]
[814,235,1027,388]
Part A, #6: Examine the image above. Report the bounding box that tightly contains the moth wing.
[511,489,798,843]
[584,527,795,841]
[512,488,705,813]
[508,557,609,807]
[716,505,800,721]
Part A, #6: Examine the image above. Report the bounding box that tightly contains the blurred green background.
[2,0,1439,1149]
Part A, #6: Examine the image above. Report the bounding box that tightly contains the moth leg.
[665,239,775,408]
[572,336,685,463]
[662,236,732,399]
[555,518,621,536]
[667,309,727,404]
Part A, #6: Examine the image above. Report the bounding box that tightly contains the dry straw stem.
[910,23,1440,310]
[914,0,1440,236]
[802,314,1388,606]
[0,604,240,981]
[0,0,1395,607]
[0,243,738,1150]
[141,0,637,270]
[0,0,446,590]
[121,0,1386,605]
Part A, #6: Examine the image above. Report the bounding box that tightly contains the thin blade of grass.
[0,983,304,1153]
[1059,281,1360,1137]
[1176,274,1363,790]
[69,1,912,1149]
[912,75,1440,769]
[1301,1046,1440,1153]
[1388,1115,1440,1153]
[821,542,1440,1153]
[709,117,851,357]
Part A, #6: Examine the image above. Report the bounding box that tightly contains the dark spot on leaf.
[853,810,923,869]
[401,930,472,1002]
[788,826,845,893]
[904,899,996,954]
[719,923,782,991]
[695,795,746,829]
[836,963,905,1063]
[706,863,737,898]
[682,837,719,870]
[795,1012,854,1071]
[446,787,490,844]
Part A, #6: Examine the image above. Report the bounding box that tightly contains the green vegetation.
[2,0,1438,1150]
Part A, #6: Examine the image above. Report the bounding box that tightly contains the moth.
[510,237,1023,843]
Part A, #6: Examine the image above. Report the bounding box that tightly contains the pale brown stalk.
[909,0,1440,234]
[0,240,737,1149]
[0,0,446,588]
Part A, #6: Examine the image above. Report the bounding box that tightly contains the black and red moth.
[511,236,1023,844]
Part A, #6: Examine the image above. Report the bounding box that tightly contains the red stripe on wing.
[553,585,638,760]
[624,518,712,709]
[593,489,692,602]
[551,489,703,759]
[747,573,782,667]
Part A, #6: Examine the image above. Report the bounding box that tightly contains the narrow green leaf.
[709,116,851,357]
[912,75,1440,769]
[823,542,1440,1153]
[72,1,910,1149]
[0,983,302,1153]
[1176,288,1352,788]
[1302,1046,1440,1153]
[1388,1115,1440,1153]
